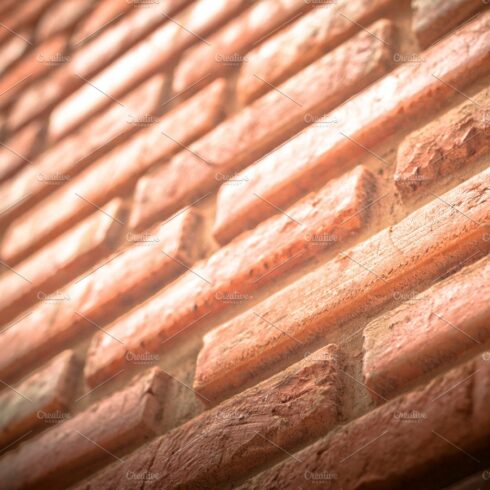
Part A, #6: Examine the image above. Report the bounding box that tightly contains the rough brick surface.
[0,209,202,383]
[86,166,375,387]
[194,167,490,401]
[213,11,490,242]
[240,353,490,490]
[0,350,79,449]
[363,255,490,399]
[0,30,29,78]
[395,85,490,193]
[77,346,343,490]
[130,20,395,233]
[0,368,167,490]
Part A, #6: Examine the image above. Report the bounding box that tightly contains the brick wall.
[0,1,489,489]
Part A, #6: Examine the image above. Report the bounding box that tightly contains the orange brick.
[213,11,490,243]
[0,351,79,449]
[0,29,29,78]
[0,368,167,490]
[395,86,490,194]
[237,0,395,104]
[0,198,125,325]
[129,20,395,233]
[240,353,490,489]
[86,166,375,387]
[0,79,225,265]
[0,74,166,226]
[194,167,490,402]
[412,0,486,48]
[76,346,343,490]
[363,255,490,400]
[0,209,202,384]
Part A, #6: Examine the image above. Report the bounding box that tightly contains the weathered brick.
[130,20,395,233]
[0,368,167,490]
[213,11,490,243]
[86,166,375,387]
[172,0,313,93]
[0,29,29,78]
[240,353,490,490]
[0,74,166,226]
[194,167,490,402]
[0,209,202,383]
[412,0,486,48]
[238,0,395,104]
[0,350,79,449]
[395,86,490,193]
[0,198,125,324]
[0,79,225,265]
[48,0,249,141]
[363,255,490,400]
[76,346,343,490]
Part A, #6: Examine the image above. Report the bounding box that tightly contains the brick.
[412,0,486,48]
[0,198,125,325]
[0,74,166,226]
[0,29,29,78]
[0,79,225,265]
[363,255,490,400]
[240,353,490,490]
[0,350,79,449]
[0,120,44,184]
[395,86,490,194]
[86,166,375,387]
[130,20,396,233]
[194,167,490,402]
[76,346,343,490]
[172,0,313,93]
[0,209,203,384]
[238,0,395,104]
[48,0,249,141]
[0,368,167,490]
[213,11,490,243]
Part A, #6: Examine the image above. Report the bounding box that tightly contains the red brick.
[86,166,375,387]
[194,167,490,402]
[395,85,490,193]
[0,198,126,325]
[213,11,490,243]
[172,0,313,93]
[0,350,79,449]
[0,209,202,384]
[0,120,44,184]
[76,346,343,490]
[239,353,490,490]
[129,20,396,233]
[412,0,486,48]
[0,368,167,490]
[0,79,225,265]
[238,0,395,104]
[0,29,29,78]
[363,255,490,400]
[0,74,166,226]
[48,0,250,141]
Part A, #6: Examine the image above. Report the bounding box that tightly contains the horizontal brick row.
[395,85,490,194]
[48,0,250,141]
[85,165,376,387]
[129,19,396,233]
[240,352,490,489]
[0,350,78,449]
[76,345,343,490]
[0,78,225,265]
[0,74,166,226]
[213,11,490,244]
[0,209,202,383]
[0,198,125,325]
[363,255,490,400]
[0,368,167,490]
[237,0,395,104]
[194,166,490,402]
